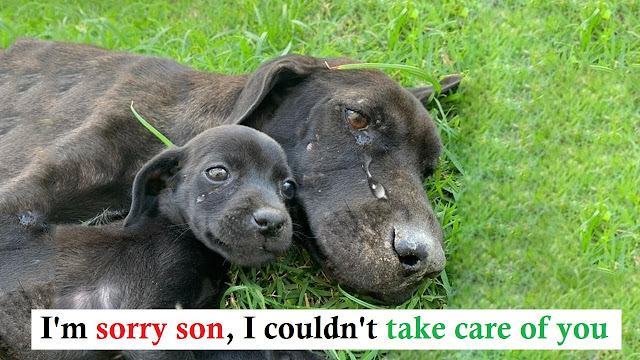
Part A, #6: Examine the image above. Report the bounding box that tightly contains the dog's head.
[226,55,461,303]
[124,125,295,266]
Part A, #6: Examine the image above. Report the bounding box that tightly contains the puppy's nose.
[392,224,445,275]
[252,208,286,237]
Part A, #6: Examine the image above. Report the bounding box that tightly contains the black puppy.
[0,125,300,359]
[55,124,296,309]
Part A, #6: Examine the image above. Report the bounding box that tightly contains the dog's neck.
[168,72,250,144]
[127,213,191,237]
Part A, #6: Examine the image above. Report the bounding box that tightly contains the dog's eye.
[280,179,297,199]
[205,166,229,182]
[345,108,369,130]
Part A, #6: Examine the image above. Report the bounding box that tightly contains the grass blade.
[130,102,175,148]
[338,286,380,309]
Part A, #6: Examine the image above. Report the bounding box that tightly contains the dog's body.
[0,39,238,220]
[0,39,461,303]
[0,125,302,360]
[0,217,227,360]
[54,217,227,311]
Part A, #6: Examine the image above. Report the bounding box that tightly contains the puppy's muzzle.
[252,207,287,238]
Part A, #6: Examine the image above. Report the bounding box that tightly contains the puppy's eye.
[205,166,229,182]
[345,108,369,130]
[280,179,297,199]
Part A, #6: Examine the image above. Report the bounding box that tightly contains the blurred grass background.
[1,1,638,359]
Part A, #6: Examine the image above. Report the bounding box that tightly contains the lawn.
[1,0,638,359]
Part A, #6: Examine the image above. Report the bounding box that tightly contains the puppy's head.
[124,125,296,266]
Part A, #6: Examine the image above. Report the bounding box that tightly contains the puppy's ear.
[407,74,462,104]
[124,148,183,227]
[225,55,325,124]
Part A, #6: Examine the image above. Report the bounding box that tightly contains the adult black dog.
[0,39,461,303]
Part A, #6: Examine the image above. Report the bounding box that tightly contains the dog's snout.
[392,224,445,275]
[252,208,286,237]
[392,227,429,272]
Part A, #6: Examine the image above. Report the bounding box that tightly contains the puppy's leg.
[0,115,157,223]
[0,283,54,360]
[0,212,56,359]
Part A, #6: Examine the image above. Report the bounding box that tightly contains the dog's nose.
[252,208,286,237]
[392,224,445,275]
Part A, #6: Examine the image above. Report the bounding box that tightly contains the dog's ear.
[225,55,325,124]
[407,74,462,103]
[124,148,183,227]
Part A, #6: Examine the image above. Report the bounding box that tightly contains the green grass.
[1,0,638,359]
